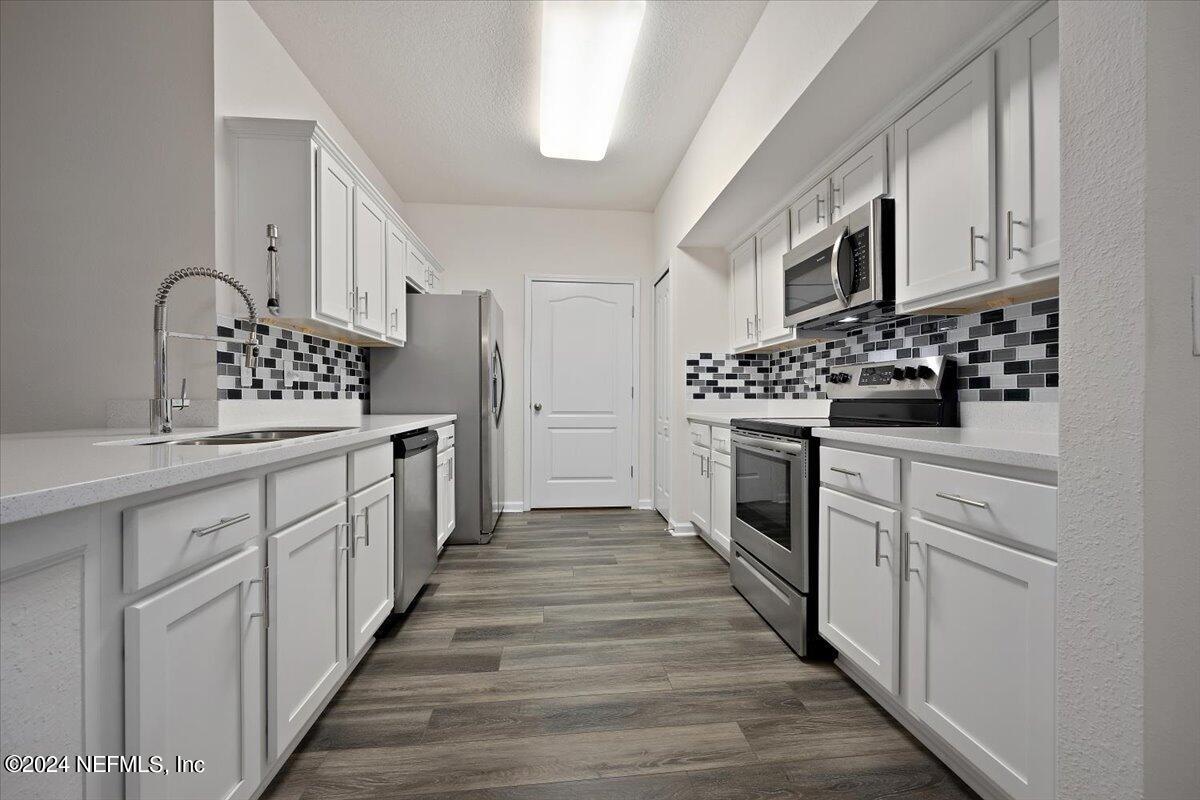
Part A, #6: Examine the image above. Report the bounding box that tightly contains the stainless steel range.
[729,356,958,657]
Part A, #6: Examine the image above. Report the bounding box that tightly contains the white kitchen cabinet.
[266,502,348,759]
[125,546,264,800]
[385,222,408,344]
[817,487,901,693]
[347,478,394,657]
[729,237,757,350]
[688,444,711,533]
[353,189,388,337]
[893,49,996,307]
[905,516,1055,800]
[408,246,443,293]
[755,211,791,344]
[316,146,356,327]
[446,448,457,538]
[831,131,888,222]
[999,1,1060,276]
[710,449,732,554]
[790,178,830,248]
[436,446,456,550]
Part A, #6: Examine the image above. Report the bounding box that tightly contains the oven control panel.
[824,356,955,399]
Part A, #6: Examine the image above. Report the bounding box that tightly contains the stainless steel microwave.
[782,196,894,331]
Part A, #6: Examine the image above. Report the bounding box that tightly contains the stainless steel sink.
[148,427,353,445]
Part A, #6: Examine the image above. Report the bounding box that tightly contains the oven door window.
[735,448,792,549]
[784,246,838,317]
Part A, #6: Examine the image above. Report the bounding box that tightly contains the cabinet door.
[428,266,443,292]
[1000,1,1059,274]
[125,547,264,800]
[267,503,348,759]
[385,222,408,344]
[894,49,996,305]
[353,190,388,336]
[446,448,457,536]
[831,131,888,222]
[315,147,355,325]
[729,237,757,349]
[348,478,394,657]
[688,446,711,533]
[710,449,732,553]
[436,449,450,548]
[905,517,1055,800]
[790,178,829,248]
[408,247,430,292]
[817,488,900,693]
[755,211,791,343]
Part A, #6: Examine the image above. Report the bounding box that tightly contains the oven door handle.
[830,225,850,307]
[732,434,808,459]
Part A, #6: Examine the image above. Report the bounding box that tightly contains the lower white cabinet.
[124,546,264,800]
[688,444,711,533]
[710,450,732,553]
[817,487,901,693]
[347,477,394,657]
[905,516,1055,800]
[267,502,348,758]
[436,446,456,549]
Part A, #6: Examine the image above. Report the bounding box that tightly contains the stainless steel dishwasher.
[394,429,438,613]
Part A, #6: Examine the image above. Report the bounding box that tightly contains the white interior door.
[653,273,671,519]
[530,280,635,508]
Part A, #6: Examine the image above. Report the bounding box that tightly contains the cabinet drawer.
[267,455,347,530]
[730,544,808,655]
[911,461,1057,554]
[123,478,260,591]
[689,422,712,448]
[711,426,731,455]
[349,441,392,492]
[436,424,455,453]
[819,446,899,504]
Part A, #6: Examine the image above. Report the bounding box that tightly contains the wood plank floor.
[263,510,978,800]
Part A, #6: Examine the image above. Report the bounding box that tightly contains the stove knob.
[892,367,905,381]
[917,365,935,380]
[904,366,918,380]
[828,373,841,384]
[839,372,852,384]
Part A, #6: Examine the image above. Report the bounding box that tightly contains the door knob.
[533,403,542,412]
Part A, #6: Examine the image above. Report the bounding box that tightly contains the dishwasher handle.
[395,429,438,457]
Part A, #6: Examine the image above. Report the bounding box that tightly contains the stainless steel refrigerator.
[370,290,504,544]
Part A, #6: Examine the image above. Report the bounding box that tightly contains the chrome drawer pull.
[904,532,919,582]
[874,525,891,567]
[935,491,989,510]
[192,512,251,537]
[830,466,861,478]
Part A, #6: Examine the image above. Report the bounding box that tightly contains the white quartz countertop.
[685,412,741,427]
[813,427,1058,472]
[0,414,455,525]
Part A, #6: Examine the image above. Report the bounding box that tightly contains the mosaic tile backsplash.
[686,297,1058,402]
[216,314,369,401]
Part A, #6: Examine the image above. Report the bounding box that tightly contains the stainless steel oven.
[782,196,893,330]
[731,430,810,592]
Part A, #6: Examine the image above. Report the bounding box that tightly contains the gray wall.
[1058,1,1200,797]
[0,0,216,433]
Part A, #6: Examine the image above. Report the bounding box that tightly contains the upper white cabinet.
[353,190,388,337]
[905,516,1055,800]
[790,179,830,248]
[893,49,996,306]
[125,546,264,800]
[831,131,888,223]
[228,118,447,346]
[729,237,758,350]
[755,211,792,344]
[999,1,1060,276]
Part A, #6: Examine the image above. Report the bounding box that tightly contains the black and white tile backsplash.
[686,297,1058,402]
[216,314,369,401]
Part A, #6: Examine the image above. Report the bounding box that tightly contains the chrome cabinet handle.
[745,318,751,337]
[353,510,370,552]
[1006,210,1025,260]
[832,185,841,213]
[358,291,368,318]
[448,456,454,481]
[815,194,824,224]
[936,491,989,509]
[248,566,269,628]
[755,315,761,337]
[830,466,860,477]
[904,532,919,582]
[192,513,250,537]
[970,226,987,270]
[390,308,398,330]
[874,525,890,567]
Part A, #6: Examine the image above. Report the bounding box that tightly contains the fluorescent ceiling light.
[539,0,646,161]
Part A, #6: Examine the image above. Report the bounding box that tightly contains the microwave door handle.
[829,226,850,306]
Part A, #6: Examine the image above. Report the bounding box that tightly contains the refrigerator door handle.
[493,344,505,424]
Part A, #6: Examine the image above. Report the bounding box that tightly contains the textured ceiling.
[250,0,766,211]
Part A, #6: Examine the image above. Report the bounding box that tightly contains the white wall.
[400,203,655,509]
[213,0,409,316]
[0,0,217,433]
[1058,1,1200,797]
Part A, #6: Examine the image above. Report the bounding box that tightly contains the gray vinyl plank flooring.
[262,509,977,800]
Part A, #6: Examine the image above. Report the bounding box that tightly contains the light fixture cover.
[539,0,646,161]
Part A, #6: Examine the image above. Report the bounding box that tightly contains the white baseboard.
[668,519,697,537]
[500,500,526,513]
[636,498,655,510]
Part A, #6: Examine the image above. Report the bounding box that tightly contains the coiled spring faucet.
[152,267,260,433]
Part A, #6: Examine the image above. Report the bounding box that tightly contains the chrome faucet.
[152,267,260,434]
